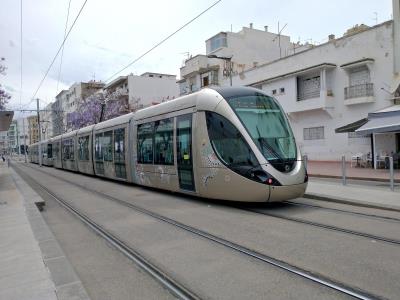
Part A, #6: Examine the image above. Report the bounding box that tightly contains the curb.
[309,174,400,183]
[11,168,91,300]
[304,193,400,213]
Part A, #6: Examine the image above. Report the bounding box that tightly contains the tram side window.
[78,136,90,161]
[206,111,258,167]
[114,128,125,162]
[62,139,74,160]
[47,144,53,159]
[95,133,103,161]
[154,118,173,165]
[54,142,61,159]
[137,123,154,164]
[103,131,113,161]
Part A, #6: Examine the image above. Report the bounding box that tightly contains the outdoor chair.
[376,155,386,169]
[351,153,363,167]
[360,153,372,168]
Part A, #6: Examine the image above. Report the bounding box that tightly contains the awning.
[335,118,368,133]
[356,113,400,134]
[0,111,14,131]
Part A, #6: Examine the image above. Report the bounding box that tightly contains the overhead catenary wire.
[105,0,223,83]
[25,0,88,109]
[56,0,72,94]
[19,0,23,109]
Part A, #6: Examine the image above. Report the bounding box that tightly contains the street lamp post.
[207,55,233,86]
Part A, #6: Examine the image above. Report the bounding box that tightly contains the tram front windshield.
[227,93,297,167]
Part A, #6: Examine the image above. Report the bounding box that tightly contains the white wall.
[207,27,293,70]
[128,75,179,109]
[16,117,30,146]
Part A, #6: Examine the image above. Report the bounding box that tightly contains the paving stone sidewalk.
[306,177,400,211]
[0,162,90,300]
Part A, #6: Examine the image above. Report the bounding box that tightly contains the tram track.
[283,201,400,223]
[13,163,200,300]
[243,208,400,246]
[14,162,383,300]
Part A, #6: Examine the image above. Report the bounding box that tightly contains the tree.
[0,57,11,110]
[66,90,130,131]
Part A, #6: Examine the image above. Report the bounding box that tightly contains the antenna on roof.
[373,12,378,25]
[272,21,288,58]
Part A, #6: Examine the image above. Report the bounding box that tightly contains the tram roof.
[93,112,134,131]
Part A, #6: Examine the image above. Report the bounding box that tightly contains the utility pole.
[22,116,27,162]
[37,98,42,167]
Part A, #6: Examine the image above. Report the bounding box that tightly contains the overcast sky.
[0,0,393,115]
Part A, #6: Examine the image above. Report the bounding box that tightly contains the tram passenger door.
[176,114,195,191]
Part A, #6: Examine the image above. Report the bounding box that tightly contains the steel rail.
[14,164,200,300]
[15,163,381,300]
[284,201,400,223]
[246,208,400,246]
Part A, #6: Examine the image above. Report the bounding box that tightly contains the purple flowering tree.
[66,90,130,130]
[0,57,11,110]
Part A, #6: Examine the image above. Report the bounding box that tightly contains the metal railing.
[344,83,374,99]
[297,89,320,101]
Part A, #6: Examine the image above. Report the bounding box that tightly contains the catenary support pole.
[342,155,346,185]
[390,156,394,191]
[37,98,42,167]
[22,117,27,163]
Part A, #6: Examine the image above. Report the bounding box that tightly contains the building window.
[344,66,373,99]
[304,126,324,140]
[348,132,369,139]
[272,89,277,95]
[280,87,285,94]
[202,76,209,87]
[297,75,321,101]
[209,33,227,52]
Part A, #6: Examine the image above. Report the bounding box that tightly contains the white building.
[179,24,311,95]
[104,72,179,111]
[0,131,7,154]
[225,20,399,163]
[7,120,18,152]
[16,117,30,153]
[39,103,54,140]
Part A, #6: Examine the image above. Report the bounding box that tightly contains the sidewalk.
[0,162,89,300]
[305,177,400,211]
[307,161,400,182]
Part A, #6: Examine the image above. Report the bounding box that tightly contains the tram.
[30,87,308,202]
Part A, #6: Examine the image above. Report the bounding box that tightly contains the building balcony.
[344,83,374,105]
[180,55,219,78]
[287,90,335,117]
[297,89,320,101]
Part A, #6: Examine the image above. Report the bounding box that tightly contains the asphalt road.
[14,162,400,299]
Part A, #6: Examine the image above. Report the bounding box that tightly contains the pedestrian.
[1,155,5,162]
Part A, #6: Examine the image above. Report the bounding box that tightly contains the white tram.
[30,87,308,202]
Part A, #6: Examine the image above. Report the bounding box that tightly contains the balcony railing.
[344,83,374,99]
[297,89,320,101]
